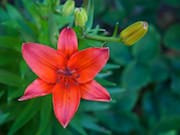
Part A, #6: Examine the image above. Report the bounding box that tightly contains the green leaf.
[0,113,9,125]
[97,71,113,78]
[102,8,126,26]
[93,0,107,16]
[0,69,22,87]
[122,61,151,91]
[171,74,180,95]
[95,77,116,87]
[21,0,37,16]
[78,38,103,50]
[164,24,180,51]
[0,90,4,98]
[0,24,19,36]
[132,25,161,63]
[170,56,180,74]
[142,91,159,128]
[53,117,73,135]
[152,116,180,134]
[81,115,111,134]
[5,4,37,41]
[108,87,125,95]
[0,48,20,67]
[8,100,40,135]
[0,7,9,21]
[36,96,52,135]
[103,63,120,71]
[70,117,88,135]
[150,58,169,82]
[107,42,132,65]
[79,101,110,112]
[55,14,74,29]
[85,0,94,30]
[115,90,139,112]
[0,36,21,51]
[48,13,59,47]
[164,0,180,7]
[157,87,180,116]
[96,111,143,134]
[6,4,23,21]
[158,130,177,135]
[8,87,24,101]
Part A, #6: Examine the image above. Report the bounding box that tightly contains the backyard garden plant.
[0,0,180,135]
[19,27,111,128]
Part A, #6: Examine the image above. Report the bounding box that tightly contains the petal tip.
[58,27,78,57]
[100,47,109,57]
[22,42,32,47]
[107,93,111,101]
[22,43,27,49]
[103,47,110,50]
[107,97,112,102]
[18,96,26,101]
[22,43,31,52]
[18,94,37,101]
[100,96,111,102]
[56,115,71,128]
[63,27,74,32]
[61,121,69,128]
[103,47,110,53]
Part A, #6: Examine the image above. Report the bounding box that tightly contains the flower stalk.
[84,34,121,42]
[85,21,148,45]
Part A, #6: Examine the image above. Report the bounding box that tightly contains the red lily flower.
[19,27,111,128]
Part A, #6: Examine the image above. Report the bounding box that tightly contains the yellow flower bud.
[74,8,88,28]
[62,0,75,16]
[120,21,148,46]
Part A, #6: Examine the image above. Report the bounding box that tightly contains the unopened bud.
[74,8,88,28]
[120,21,148,45]
[62,0,75,16]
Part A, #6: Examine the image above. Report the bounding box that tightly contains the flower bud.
[120,21,148,45]
[74,8,88,28]
[62,0,75,16]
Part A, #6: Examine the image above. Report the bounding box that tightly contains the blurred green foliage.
[0,0,180,135]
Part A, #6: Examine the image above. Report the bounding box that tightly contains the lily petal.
[18,78,52,101]
[80,80,111,102]
[58,27,78,58]
[22,43,65,83]
[52,83,80,128]
[68,47,109,83]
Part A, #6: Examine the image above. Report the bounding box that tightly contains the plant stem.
[84,34,121,42]
[112,22,119,37]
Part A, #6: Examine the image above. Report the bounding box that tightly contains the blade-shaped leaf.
[85,0,94,30]
[8,100,40,135]
[81,114,111,134]
[122,61,151,91]
[70,116,88,135]
[0,69,22,87]
[36,96,52,135]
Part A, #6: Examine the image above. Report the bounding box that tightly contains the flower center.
[56,67,80,87]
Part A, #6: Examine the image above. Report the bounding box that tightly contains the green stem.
[85,34,121,42]
[112,22,119,37]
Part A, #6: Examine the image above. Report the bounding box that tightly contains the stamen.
[56,67,80,85]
